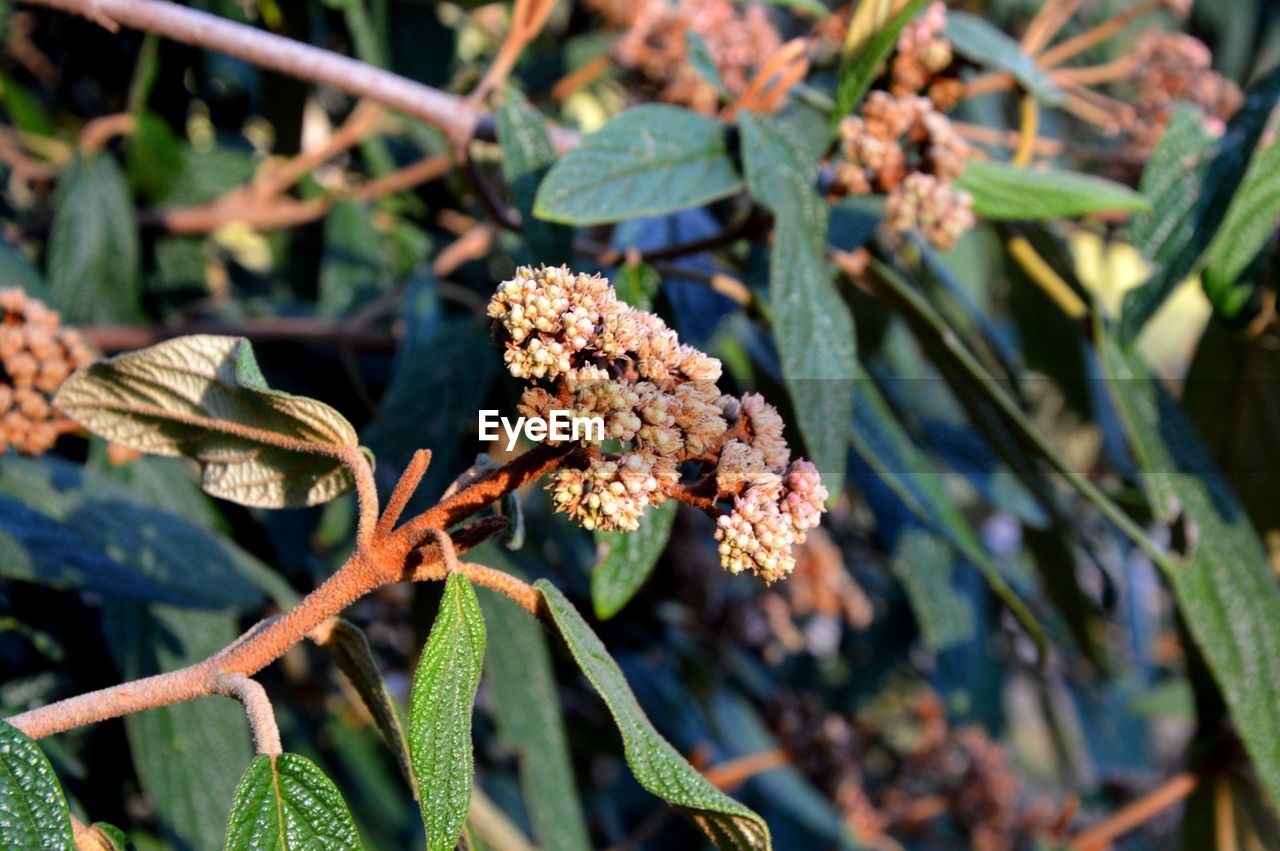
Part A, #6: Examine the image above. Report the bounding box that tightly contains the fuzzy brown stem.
[212,672,282,756]
[18,0,577,151]
[394,442,572,544]
[7,446,565,741]
[1068,771,1199,851]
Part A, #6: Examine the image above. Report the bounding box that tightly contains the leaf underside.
[54,335,360,508]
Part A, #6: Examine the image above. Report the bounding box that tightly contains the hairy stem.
[212,673,282,756]
[7,445,566,741]
[18,0,577,151]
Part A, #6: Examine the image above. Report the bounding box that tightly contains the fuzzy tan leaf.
[54,335,360,508]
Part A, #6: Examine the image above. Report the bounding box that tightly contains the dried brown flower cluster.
[890,2,953,97]
[1125,29,1242,151]
[488,265,827,582]
[590,0,782,113]
[775,686,1056,851]
[834,92,975,250]
[0,288,92,455]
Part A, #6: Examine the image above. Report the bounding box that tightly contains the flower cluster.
[0,288,92,455]
[890,2,953,97]
[590,0,782,113]
[1125,29,1242,151]
[834,93,975,249]
[488,265,827,582]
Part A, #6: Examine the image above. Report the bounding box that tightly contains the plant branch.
[211,672,282,756]
[6,445,568,742]
[18,0,577,151]
[1068,770,1199,851]
[79,319,399,354]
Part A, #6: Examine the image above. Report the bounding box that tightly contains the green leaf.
[87,822,135,850]
[104,604,252,851]
[497,90,574,264]
[536,580,771,849]
[1131,105,1218,259]
[315,619,414,792]
[1120,65,1280,345]
[943,11,1065,105]
[534,105,743,225]
[1099,334,1280,812]
[478,552,590,851]
[54,335,362,508]
[890,528,976,652]
[0,241,49,300]
[613,262,662,311]
[47,151,141,324]
[831,0,931,127]
[319,200,395,317]
[1201,141,1280,319]
[739,112,854,498]
[409,574,486,851]
[955,161,1152,220]
[224,753,364,850]
[0,455,263,608]
[591,499,677,619]
[0,720,75,850]
[684,31,727,96]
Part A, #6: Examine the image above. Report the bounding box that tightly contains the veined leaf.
[479,553,591,851]
[955,161,1152,221]
[831,0,931,127]
[1202,141,1280,319]
[685,31,727,96]
[739,112,855,498]
[1120,64,1280,345]
[0,721,75,850]
[1099,334,1280,812]
[497,90,574,265]
[224,753,363,850]
[944,11,1065,105]
[47,150,141,324]
[409,574,486,851]
[534,105,743,225]
[54,335,361,508]
[1131,105,1218,259]
[536,580,771,849]
[0,455,263,608]
[890,528,976,652]
[104,604,251,850]
[316,619,414,792]
[591,499,677,619]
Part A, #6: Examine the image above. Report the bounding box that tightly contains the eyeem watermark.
[478,409,604,451]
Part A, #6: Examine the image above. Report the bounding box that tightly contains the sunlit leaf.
[1120,65,1280,345]
[591,499,677,619]
[409,574,486,851]
[498,90,574,265]
[831,0,931,126]
[47,150,141,324]
[1100,333,1280,812]
[739,112,854,498]
[0,720,75,850]
[536,580,771,849]
[534,105,743,225]
[955,162,1152,220]
[55,335,362,508]
[944,11,1065,105]
[224,753,363,850]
